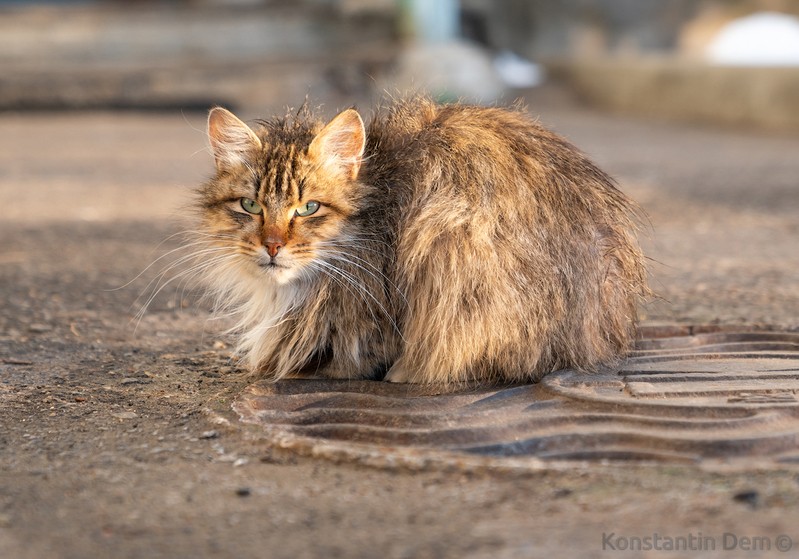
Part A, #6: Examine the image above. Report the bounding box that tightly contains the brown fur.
[195,97,649,384]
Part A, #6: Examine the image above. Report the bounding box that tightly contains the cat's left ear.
[309,109,365,180]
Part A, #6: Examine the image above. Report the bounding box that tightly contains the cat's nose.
[262,226,285,258]
[265,242,282,258]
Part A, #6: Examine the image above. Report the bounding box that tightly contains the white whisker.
[132,251,241,330]
[316,247,409,307]
[313,259,405,342]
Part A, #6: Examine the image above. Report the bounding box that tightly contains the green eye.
[295,201,320,217]
[240,198,263,215]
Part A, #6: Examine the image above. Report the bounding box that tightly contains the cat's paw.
[384,364,417,383]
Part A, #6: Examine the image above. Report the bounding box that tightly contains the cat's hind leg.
[384,243,547,385]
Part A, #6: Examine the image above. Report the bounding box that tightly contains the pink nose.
[266,242,282,258]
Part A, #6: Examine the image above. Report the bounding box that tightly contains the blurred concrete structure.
[0,1,398,113]
[461,0,799,60]
[548,60,799,132]
[2,0,799,130]
[461,0,695,58]
[461,0,799,131]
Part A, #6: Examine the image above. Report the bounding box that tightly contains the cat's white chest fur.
[238,281,306,370]
[206,260,308,372]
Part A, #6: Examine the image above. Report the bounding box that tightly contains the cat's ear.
[309,109,365,180]
[207,107,262,170]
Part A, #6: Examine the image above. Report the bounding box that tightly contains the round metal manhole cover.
[232,327,799,470]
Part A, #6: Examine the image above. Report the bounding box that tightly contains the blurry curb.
[547,58,799,133]
[0,3,396,112]
[0,56,390,113]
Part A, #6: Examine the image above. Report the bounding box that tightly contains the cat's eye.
[295,201,320,217]
[240,198,263,215]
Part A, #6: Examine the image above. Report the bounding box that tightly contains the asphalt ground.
[1,91,798,558]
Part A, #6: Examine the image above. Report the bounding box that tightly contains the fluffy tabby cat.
[195,97,648,384]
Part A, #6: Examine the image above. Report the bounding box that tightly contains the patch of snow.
[706,11,799,66]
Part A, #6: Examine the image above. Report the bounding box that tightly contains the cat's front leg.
[278,345,372,380]
[313,330,399,381]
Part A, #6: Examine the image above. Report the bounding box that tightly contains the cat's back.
[363,97,608,206]
[365,97,552,170]
[363,97,631,243]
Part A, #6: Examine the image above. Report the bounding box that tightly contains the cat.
[194,97,648,384]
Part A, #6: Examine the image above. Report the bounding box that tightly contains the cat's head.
[198,106,366,285]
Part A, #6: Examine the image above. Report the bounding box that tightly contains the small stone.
[28,324,52,333]
[235,487,251,497]
[199,430,219,440]
[120,378,152,385]
[112,411,138,420]
[733,490,760,508]
[3,358,32,365]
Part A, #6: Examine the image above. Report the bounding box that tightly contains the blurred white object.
[386,40,506,104]
[493,50,545,88]
[706,11,799,66]
[387,0,505,104]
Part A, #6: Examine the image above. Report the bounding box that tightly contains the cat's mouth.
[254,249,290,270]
[258,260,289,270]
[254,256,299,285]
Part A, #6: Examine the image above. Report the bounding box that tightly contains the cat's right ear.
[207,107,262,170]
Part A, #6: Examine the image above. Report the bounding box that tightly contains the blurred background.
[1,0,798,329]
[2,0,799,130]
